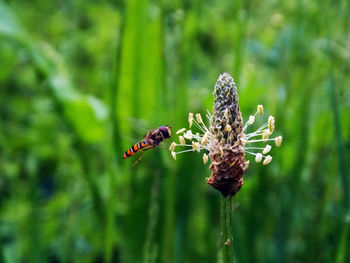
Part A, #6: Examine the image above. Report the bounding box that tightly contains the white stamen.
[245,151,258,156]
[255,153,263,163]
[275,136,283,147]
[201,132,209,146]
[245,147,264,150]
[245,121,269,138]
[176,149,196,154]
[192,141,200,152]
[206,109,212,121]
[196,113,203,124]
[193,119,207,134]
[184,130,193,140]
[268,116,275,133]
[263,155,272,165]
[247,138,277,143]
[263,144,272,154]
[262,129,270,140]
[176,128,186,134]
[248,115,255,125]
[195,117,210,134]
[179,136,186,146]
[188,112,194,128]
[172,107,282,168]
[203,153,208,164]
[169,142,176,151]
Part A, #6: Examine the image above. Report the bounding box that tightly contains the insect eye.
[159,126,170,138]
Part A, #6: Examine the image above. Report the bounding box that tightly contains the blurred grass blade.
[0,2,108,144]
[336,221,349,263]
[0,2,28,41]
[329,73,349,209]
[329,72,350,262]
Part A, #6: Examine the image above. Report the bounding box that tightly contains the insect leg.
[162,140,171,147]
[158,144,170,150]
[132,145,156,167]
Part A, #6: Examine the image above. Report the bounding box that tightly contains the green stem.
[221,196,233,263]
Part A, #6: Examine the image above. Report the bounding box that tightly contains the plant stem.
[221,196,233,263]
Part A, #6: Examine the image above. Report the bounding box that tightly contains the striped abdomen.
[123,140,149,159]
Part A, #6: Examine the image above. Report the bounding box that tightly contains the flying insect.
[123,126,172,165]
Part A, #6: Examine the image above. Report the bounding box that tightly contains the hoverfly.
[123,126,172,165]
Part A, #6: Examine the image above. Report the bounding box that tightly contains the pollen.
[184,130,193,140]
[179,136,186,146]
[188,112,194,128]
[263,155,272,165]
[176,128,186,134]
[263,144,272,154]
[255,153,263,163]
[275,136,283,147]
[169,142,176,152]
[203,153,209,164]
[192,141,200,152]
[268,116,275,133]
[201,132,209,146]
[262,130,270,140]
[171,151,176,160]
[248,115,255,125]
[196,113,203,124]
[258,105,263,115]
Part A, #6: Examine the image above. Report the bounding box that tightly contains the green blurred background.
[0,0,349,262]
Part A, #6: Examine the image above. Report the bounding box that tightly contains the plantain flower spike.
[206,73,246,196]
[169,73,282,196]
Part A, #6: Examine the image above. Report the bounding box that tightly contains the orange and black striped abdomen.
[123,140,149,159]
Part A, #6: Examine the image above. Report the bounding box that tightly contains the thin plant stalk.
[221,196,233,263]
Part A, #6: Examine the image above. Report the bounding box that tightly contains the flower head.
[170,73,282,196]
